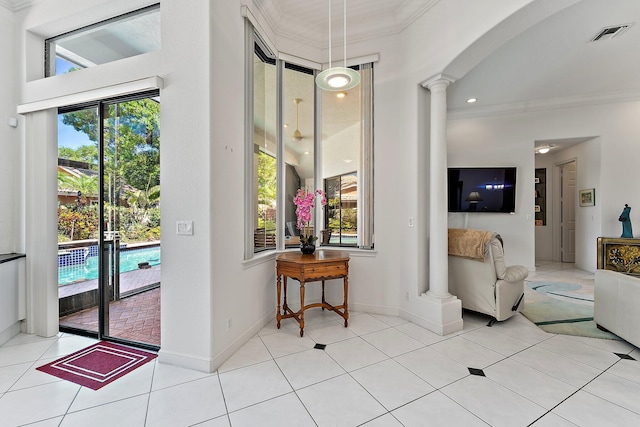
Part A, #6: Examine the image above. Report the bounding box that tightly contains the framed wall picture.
[579,188,595,207]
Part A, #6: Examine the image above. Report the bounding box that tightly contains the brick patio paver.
[59,287,161,346]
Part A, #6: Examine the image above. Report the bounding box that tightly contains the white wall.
[449,100,640,273]
[447,114,535,270]
[550,138,601,271]
[0,6,18,254]
[9,0,565,370]
[0,258,26,345]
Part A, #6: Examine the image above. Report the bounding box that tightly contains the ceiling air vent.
[591,24,632,41]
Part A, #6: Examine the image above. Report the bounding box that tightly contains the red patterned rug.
[36,341,157,390]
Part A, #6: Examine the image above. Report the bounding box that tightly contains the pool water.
[58,246,161,285]
[328,235,358,245]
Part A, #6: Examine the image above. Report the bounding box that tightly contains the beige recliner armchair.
[448,228,528,323]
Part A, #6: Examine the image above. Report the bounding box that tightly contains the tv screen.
[448,167,517,213]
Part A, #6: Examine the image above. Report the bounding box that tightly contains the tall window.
[252,43,277,252]
[321,64,373,248]
[283,63,316,247]
[245,22,374,258]
[325,172,358,245]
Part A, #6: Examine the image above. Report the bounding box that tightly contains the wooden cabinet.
[597,237,640,276]
[535,168,546,226]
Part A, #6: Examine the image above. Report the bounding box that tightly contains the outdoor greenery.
[57,172,98,197]
[57,98,161,243]
[257,151,276,231]
[57,203,160,242]
[327,197,357,232]
[58,205,98,242]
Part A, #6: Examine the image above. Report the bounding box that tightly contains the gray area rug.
[522,281,619,340]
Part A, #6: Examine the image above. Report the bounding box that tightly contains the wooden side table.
[275,250,350,336]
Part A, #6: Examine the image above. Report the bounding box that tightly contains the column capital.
[421,73,456,90]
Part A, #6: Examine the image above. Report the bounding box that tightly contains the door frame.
[58,90,160,351]
[552,158,577,262]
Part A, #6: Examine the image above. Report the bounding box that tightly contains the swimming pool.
[58,246,161,285]
[328,235,358,245]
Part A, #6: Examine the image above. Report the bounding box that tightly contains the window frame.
[244,22,374,260]
[44,3,161,77]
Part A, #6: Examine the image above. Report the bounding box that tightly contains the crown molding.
[252,0,439,50]
[448,89,640,120]
[1,0,45,12]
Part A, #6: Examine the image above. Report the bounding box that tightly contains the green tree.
[61,98,160,192]
[257,151,276,230]
[104,99,160,191]
[126,183,161,225]
[58,145,99,166]
[59,97,160,243]
[257,151,276,205]
[57,172,98,197]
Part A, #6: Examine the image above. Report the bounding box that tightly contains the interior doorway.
[57,90,161,349]
[558,160,576,262]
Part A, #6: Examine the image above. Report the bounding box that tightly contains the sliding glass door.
[58,91,161,349]
[57,105,100,335]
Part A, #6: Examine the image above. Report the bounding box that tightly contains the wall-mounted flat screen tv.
[447,167,517,213]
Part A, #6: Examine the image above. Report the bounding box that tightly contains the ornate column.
[415,73,463,335]
[424,75,454,299]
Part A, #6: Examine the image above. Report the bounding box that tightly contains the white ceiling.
[259,0,640,154]
[5,0,637,156]
[256,0,639,114]
[7,0,636,116]
[447,0,640,112]
[252,0,439,49]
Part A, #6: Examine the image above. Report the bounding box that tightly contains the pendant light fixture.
[292,98,303,141]
[315,0,360,91]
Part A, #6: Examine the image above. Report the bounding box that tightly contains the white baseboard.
[157,311,273,373]
[0,321,21,346]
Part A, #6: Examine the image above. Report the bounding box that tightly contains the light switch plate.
[176,220,193,235]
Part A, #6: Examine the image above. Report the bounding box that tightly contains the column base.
[410,293,463,336]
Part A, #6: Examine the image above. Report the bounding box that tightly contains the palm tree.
[126,184,160,225]
[57,172,98,198]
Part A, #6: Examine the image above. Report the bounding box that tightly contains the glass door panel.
[57,106,100,334]
[101,95,161,347]
[57,92,160,349]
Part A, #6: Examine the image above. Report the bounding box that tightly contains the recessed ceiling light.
[336,92,346,99]
[304,151,310,155]
[466,98,477,103]
[284,123,289,128]
[344,159,352,163]
[537,147,550,154]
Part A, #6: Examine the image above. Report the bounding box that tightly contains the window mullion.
[360,64,374,249]
[314,71,323,243]
[244,22,256,260]
[275,59,285,250]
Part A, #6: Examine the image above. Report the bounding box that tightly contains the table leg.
[321,280,326,310]
[276,274,281,328]
[343,274,349,327]
[283,276,288,313]
[299,280,305,336]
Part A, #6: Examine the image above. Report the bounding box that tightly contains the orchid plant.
[293,188,327,245]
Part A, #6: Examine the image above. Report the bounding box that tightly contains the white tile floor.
[1,261,640,426]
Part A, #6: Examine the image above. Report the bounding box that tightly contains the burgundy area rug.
[37,341,157,390]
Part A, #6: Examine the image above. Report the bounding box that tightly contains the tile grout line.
[525,356,628,426]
